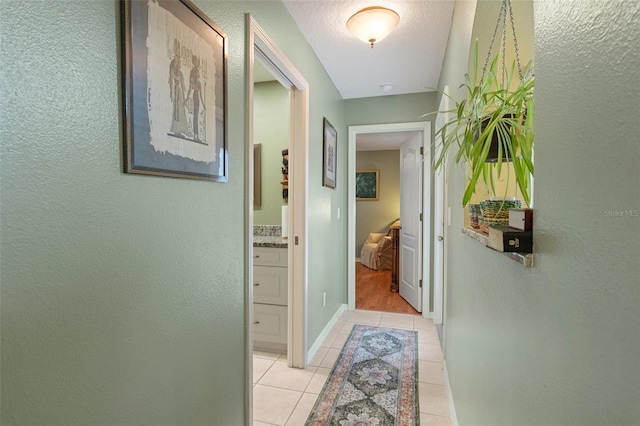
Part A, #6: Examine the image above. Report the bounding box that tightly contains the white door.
[432,89,449,324]
[399,134,423,312]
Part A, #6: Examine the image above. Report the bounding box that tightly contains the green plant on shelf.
[427,40,535,207]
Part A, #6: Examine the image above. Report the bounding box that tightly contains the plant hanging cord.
[480,0,524,88]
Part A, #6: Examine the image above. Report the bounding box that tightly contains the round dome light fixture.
[346,6,400,48]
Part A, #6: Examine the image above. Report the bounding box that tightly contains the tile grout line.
[282,390,305,426]
[253,310,450,423]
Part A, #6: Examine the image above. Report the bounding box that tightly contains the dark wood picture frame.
[121,0,228,181]
[356,169,379,201]
[322,118,337,189]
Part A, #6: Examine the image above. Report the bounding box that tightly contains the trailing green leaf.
[429,39,534,207]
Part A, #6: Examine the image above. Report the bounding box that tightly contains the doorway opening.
[347,122,432,318]
[353,133,417,315]
[252,55,291,354]
[245,14,310,422]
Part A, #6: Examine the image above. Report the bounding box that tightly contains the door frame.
[245,14,310,421]
[432,87,449,325]
[347,122,431,317]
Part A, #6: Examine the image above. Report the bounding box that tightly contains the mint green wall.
[441,0,640,423]
[305,106,346,351]
[345,92,438,126]
[355,150,400,257]
[254,81,289,225]
[0,0,345,423]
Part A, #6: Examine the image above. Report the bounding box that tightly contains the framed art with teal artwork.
[356,169,379,201]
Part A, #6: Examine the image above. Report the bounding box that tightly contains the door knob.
[438,236,444,241]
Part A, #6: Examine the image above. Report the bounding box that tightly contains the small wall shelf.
[462,227,533,267]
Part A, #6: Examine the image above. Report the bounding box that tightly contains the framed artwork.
[322,118,337,189]
[356,169,379,201]
[121,0,228,181]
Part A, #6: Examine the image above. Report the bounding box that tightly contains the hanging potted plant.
[429,0,534,208]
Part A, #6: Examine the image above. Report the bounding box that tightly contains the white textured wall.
[442,0,640,424]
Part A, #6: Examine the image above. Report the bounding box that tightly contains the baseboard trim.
[307,303,348,364]
[443,360,459,425]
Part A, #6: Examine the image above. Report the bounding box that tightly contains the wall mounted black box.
[488,225,533,253]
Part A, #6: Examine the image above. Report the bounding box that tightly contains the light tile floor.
[253,310,453,425]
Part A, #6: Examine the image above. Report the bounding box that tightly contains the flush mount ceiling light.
[346,6,400,48]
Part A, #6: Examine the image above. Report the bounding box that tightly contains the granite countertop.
[253,235,288,248]
[253,225,288,248]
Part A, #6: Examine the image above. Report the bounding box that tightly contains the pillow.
[367,233,386,244]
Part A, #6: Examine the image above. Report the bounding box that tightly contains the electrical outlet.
[322,292,326,307]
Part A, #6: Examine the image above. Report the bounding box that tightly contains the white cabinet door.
[253,247,288,267]
[253,304,287,345]
[254,266,288,305]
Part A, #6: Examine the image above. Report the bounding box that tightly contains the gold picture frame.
[356,169,379,201]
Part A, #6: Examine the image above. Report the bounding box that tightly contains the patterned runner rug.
[306,324,419,425]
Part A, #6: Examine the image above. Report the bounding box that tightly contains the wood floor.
[355,262,420,315]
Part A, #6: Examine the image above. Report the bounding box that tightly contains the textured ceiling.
[282,0,455,99]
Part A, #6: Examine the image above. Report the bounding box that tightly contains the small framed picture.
[322,118,337,189]
[121,0,227,181]
[356,169,379,201]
